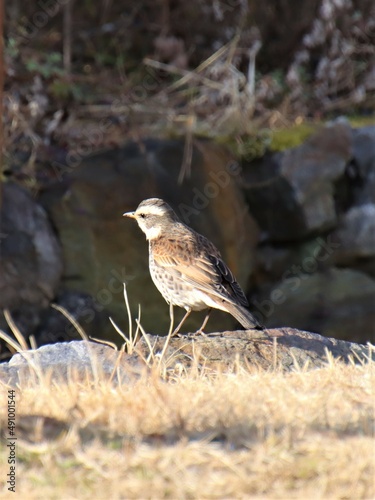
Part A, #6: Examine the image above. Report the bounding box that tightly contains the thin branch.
[63,0,73,73]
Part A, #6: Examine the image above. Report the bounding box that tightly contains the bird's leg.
[172,308,191,336]
[168,302,174,337]
[194,308,212,336]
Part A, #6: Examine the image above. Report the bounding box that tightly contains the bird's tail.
[225,303,263,330]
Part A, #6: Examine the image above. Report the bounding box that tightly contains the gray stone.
[0,182,62,309]
[352,125,375,179]
[0,182,63,355]
[347,125,375,206]
[1,329,372,387]
[132,328,374,371]
[333,204,375,263]
[244,122,352,241]
[0,340,143,385]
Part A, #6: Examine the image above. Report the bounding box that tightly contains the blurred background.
[1,0,374,357]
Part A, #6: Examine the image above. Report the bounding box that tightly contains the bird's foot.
[191,329,207,338]
[174,330,207,339]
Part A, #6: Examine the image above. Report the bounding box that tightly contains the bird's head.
[123,198,179,240]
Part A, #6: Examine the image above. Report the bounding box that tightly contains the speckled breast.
[149,253,207,311]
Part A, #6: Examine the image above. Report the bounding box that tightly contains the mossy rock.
[269,123,317,151]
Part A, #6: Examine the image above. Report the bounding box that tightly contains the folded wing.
[151,232,249,308]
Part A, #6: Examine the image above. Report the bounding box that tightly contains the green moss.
[216,129,273,161]
[214,123,317,160]
[346,115,375,128]
[171,115,373,162]
[269,123,317,151]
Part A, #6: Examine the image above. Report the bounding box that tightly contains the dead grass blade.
[0,328,24,353]
[4,308,29,350]
[123,283,133,342]
[89,337,118,351]
[135,319,156,365]
[29,334,38,350]
[144,58,225,91]
[51,303,89,341]
[109,317,128,346]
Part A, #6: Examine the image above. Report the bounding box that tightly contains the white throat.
[142,224,162,240]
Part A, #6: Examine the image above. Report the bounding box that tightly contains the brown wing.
[151,228,249,307]
[206,252,249,307]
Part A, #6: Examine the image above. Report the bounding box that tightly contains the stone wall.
[1,122,374,356]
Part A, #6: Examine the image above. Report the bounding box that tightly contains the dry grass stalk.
[141,36,261,139]
[51,303,89,342]
[0,309,32,357]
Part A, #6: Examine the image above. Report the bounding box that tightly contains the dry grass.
[0,352,374,499]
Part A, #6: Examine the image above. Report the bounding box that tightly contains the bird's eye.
[139,213,145,219]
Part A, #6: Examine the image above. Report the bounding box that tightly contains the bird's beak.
[123,211,136,218]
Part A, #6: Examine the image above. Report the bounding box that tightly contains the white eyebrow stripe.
[137,205,165,216]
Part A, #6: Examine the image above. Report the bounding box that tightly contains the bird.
[123,198,263,336]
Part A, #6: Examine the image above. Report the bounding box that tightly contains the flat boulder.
[0,328,372,386]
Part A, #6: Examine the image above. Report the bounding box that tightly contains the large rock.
[330,125,375,274]
[333,204,375,268]
[136,328,373,371]
[243,122,352,241]
[1,329,372,386]
[0,182,62,348]
[254,268,375,343]
[0,182,62,308]
[40,139,260,339]
[0,340,142,385]
[351,125,375,190]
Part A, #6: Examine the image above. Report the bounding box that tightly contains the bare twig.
[144,58,224,91]
[63,0,73,73]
